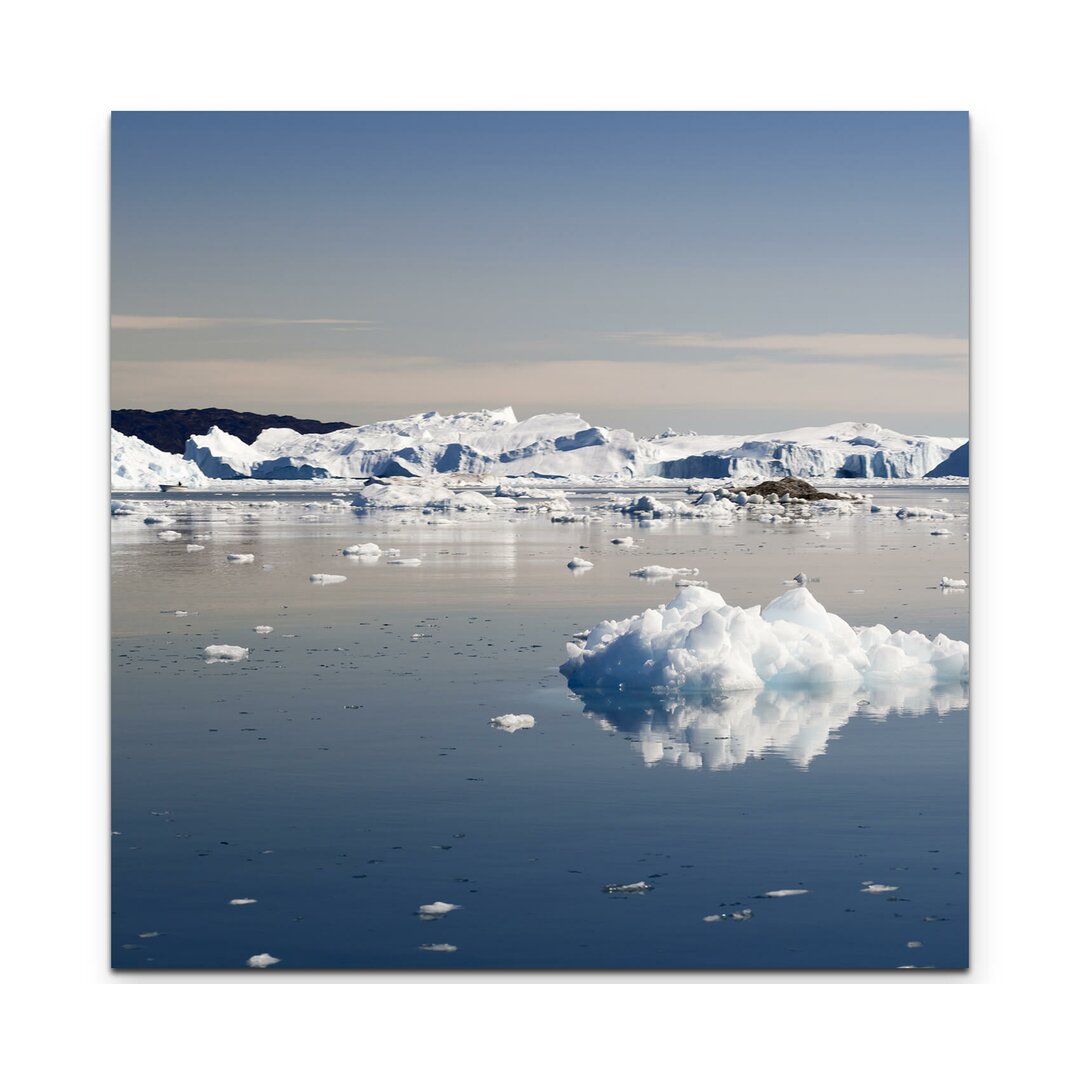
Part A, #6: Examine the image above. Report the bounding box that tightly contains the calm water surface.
[112,484,969,969]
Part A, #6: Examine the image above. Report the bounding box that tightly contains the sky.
[111,112,969,435]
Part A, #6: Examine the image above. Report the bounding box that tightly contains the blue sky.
[111,112,968,434]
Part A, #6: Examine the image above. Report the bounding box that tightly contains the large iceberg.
[560,585,968,694]
[111,430,208,490]
[117,410,967,486]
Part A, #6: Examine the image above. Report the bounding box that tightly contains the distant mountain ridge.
[111,408,355,455]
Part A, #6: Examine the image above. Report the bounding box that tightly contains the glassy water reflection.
[572,683,970,771]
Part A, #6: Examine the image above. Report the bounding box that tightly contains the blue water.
[112,488,968,969]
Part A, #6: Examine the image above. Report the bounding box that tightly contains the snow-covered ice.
[253,625,274,634]
[602,881,653,893]
[246,953,280,968]
[226,553,255,563]
[157,530,182,541]
[418,901,461,917]
[764,889,809,898]
[229,898,258,905]
[629,565,699,579]
[489,713,536,732]
[562,585,968,694]
[204,644,249,664]
[939,577,968,588]
[310,573,347,584]
[567,558,593,570]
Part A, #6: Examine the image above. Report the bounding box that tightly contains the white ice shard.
[489,713,536,732]
[204,645,249,664]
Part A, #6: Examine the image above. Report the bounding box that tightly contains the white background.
[3,0,1076,1074]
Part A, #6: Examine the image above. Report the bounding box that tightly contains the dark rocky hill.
[111,408,355,455]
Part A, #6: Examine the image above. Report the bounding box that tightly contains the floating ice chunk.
[310,573,347,584]
[602,881,653,893]
[353,484,496,512]
[765,889,809,898]
[567,558,594,570]
[418,901,461,917]
[158,530,182,541]
[906,941,924,949]
[186,544,205,552]
[793,572,809,585]
[731,909,753,921]
[675,579,708,588]
[387,558,422,567]
[562,585,968,694]
[896,507,953,520]
[229,898,257,905]
[253,625,274,634]
[419,943,458,952]
[143,515,174,525]
[226,553,255,563]
[343,543,382,557]
[171,610,189,617]
[703,914,723,922]
[939,577,968,588]
[204,644,249,664]
[860,882,899,893]
[610,537,635,546]
[629,565,699,578]
[490,713,535,732]
[246,953,280,968]
[930,529,950,536]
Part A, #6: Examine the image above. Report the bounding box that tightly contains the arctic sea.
[111,484,968,970]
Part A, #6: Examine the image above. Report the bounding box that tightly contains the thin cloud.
[611,331,969,358]
[111,315,372,330]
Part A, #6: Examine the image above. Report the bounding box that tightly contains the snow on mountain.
[111,430,209,490]
[112,410,967,486]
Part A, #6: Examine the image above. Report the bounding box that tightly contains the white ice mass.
[310,573,347,584]
[204,644,249,664]
[246,953,280,968]
[561,585,967,694]
[489,713,536,732]
[113,412,963,488]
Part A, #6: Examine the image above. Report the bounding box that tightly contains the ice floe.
[226,553,255,563]
[562,585,968,694]
[567,558,594,570]
[253,625,274,634]
[185,544,205,552]
[343,543,382,557]
[939,577,968,588]
[860,882,899,893]
[602,881,653,894]
[229,898,258,905]
[204,645,249,664]
[157,530,182,541]
[246,953,280,968]
[489,713,536,732]
[310,573,347,584]
[419,943,458,952]
[418,901,461,918]
[629,565,700,579]
[386,558,422,567]
[764,889,809,898]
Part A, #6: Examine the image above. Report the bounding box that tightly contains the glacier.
[111,408,966,489]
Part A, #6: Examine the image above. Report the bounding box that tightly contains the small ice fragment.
[567,558,593,570]
[143,515,174,525]
[610,537,635,546]
[246,953,280,968]
[489,713,535,732]
[186,544,205,552]
[702,914,722,922]
[204,644,249,664]
[343,543,382,556]
[731,909,753,921]
[906,941,924,949]
[229,898,258,905]
[158,530,182,541]
[793,572,809,585]
[939,577,967,588]
[310,573,347,584]
[765,889,809,898]
[930,529,950,536]
[387,558,422,566]
[860,882,899,893]
[227,553,255,563]
[253,625,274,634]
[172,610,188,617]
[419,943,458,952]
[418,901,461,917]
[602,881,652,894]
[628,565,698,578]
[138,931,160,938]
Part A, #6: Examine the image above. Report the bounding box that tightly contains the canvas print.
[111,112,969,970]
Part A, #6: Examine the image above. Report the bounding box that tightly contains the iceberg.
[561,585,968,694]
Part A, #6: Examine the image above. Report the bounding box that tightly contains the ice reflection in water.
[571,682,968,771]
